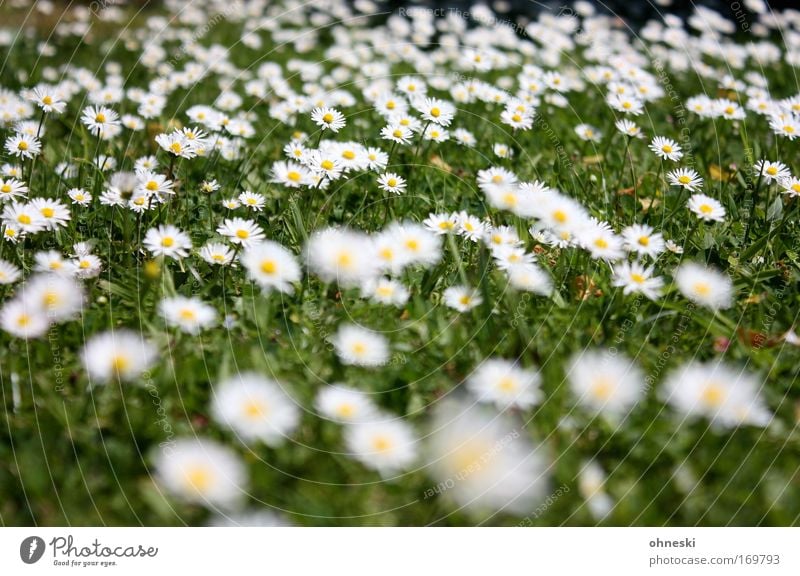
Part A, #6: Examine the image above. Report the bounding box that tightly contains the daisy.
[575,123,602,142]
[216,217,265,247]
[199,242,236,267]
[753,159,790,183]
[457,212,486,242]
[271,161,312,188]
[423,212,458,235]
[443,285,483,312]
[136,170,174,197]
[506,264,553,296]
[345,418,418,475]
[615,119,642,138]
[2,201,46,234]
[427,400,549,514]
[0,178,28,201]
[667,167,704,191]
[160,296,217,334]
[27,85,66,114]
[33,250,67,274]
[380,124,413,145]
[82,329,157,383]
[67,188,92,205]
[687,193,726,222]
[238,190,266,211]
[21,273,84,322]
[143,225,192,259]
[579,222,625,261]
[241,241,301,293]
[331,324,390,367]
[81,105,120,136]
[611,261,664,300]
[315,384,378,423]
[416,97,455,126]
[467,358,542,410]
[662,361,772,428]
[0,259,21,284]
[674,262,734,310]
[305,227,379,287]
[154,438,247,508]
[155,131,196,159]
[311,106,346,132]
[567,350,645,416]
[649,136,683,161]
[377,172,406,194]
[0,298,49,339]
[361,277,410,307]
[769,114,800,140]
[30,198,70,230]
[4,133,42,159]
[778,177,800,197]
[621,223,665,258]
[211,372,300,446]
[578,461,614,520]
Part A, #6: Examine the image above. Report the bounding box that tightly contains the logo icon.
[20,536,46,564]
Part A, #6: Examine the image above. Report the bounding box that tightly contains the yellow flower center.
[42,95,53,105]
[95,113,106,123]
[287,171,301,182]
[41,207,54,218]
[693,282,711,296]
[699,204,713,214]
[236,229,250,239]
[322,113,334,123]
[342,150,355,160]
[430,107,440,117]
[661,145,673,153]
[18,141,28,151]
[638,236,650,246]
[184,466,212,492]
[553,210,567,223]
[320,159,334,171]
[701,383,725,407]
[161,237,174,247]
[678,175,691,184]
[371,435,393,452]
[260,260,276,274]
[630,273,645,284]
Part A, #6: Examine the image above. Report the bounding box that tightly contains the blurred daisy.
[199,242,236,266]
[160,296,217,334]
[567,350,645,416]
[154,438,247,508]
[467,358,542,410]
[345,417,418,475]
[662,361,772,428]
[331,324,390,367]
[316,384,377,423]
[241,240,301,293]
[443,285,482,312]
[211,372,300,446]
[674,262,734,310]
[82,329,157,383]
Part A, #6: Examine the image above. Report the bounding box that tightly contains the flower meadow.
[0,0,799,527]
